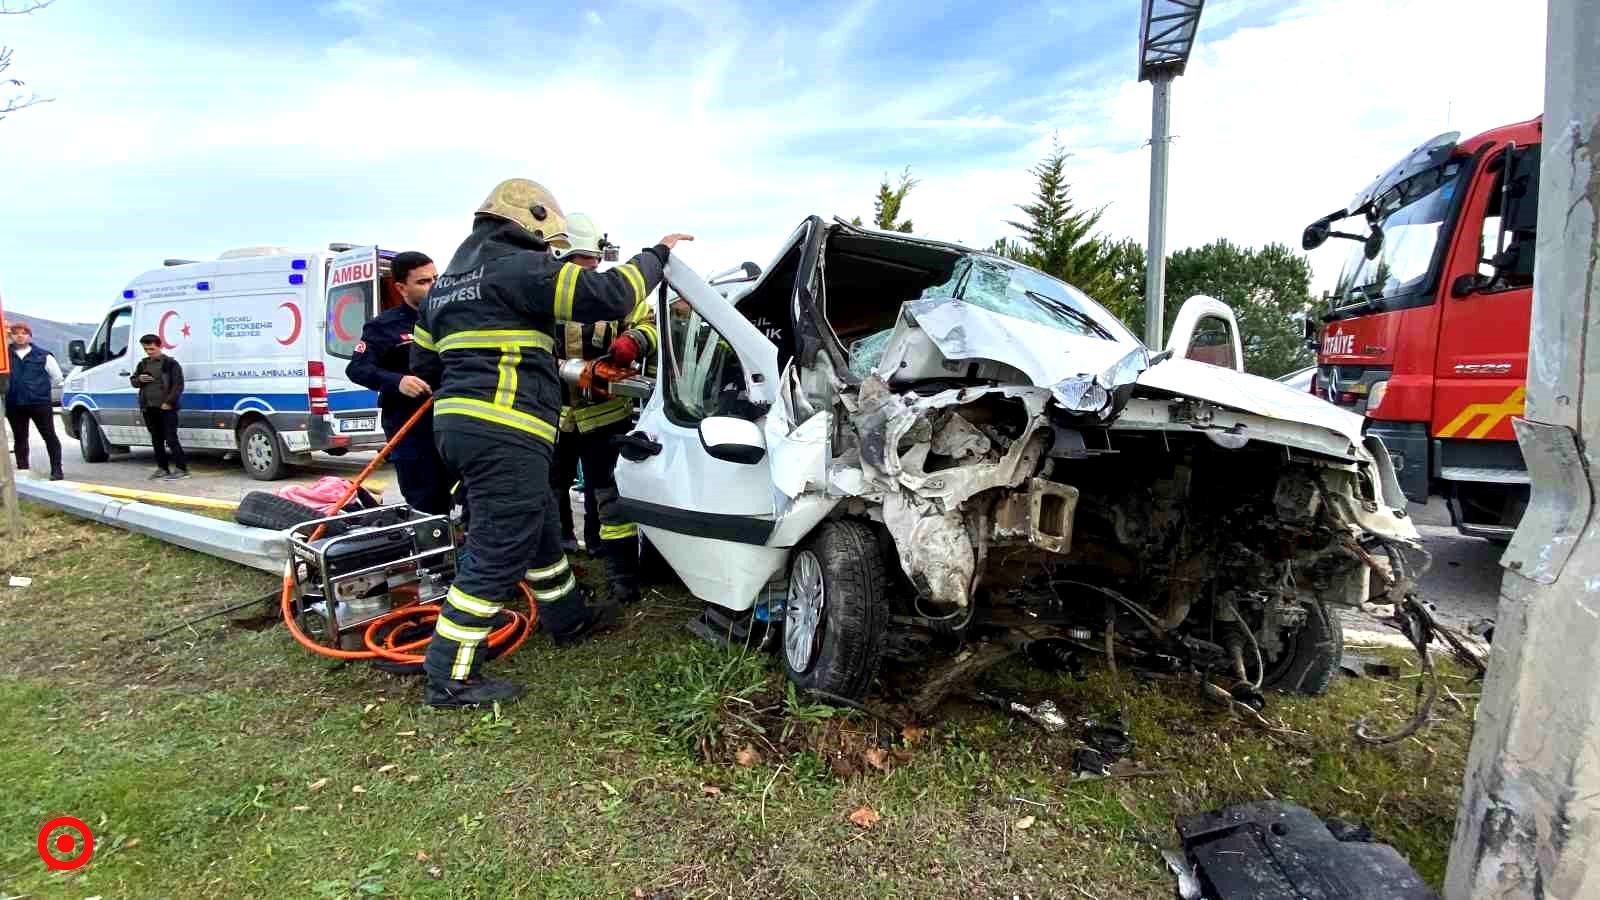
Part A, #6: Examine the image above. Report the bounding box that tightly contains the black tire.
[78,412,110,463]
[781,520,889,702]
[1263,603,1343,696]
[234,490,324,531]
[239,421,286,481]
[324,448,349,457]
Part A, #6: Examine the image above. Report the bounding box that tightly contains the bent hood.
[1135,359,1365,446]
[891,299,1365,446]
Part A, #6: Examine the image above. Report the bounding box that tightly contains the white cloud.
[585,9,603,26]
[0,0,1549,323]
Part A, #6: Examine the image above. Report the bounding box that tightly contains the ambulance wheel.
[239,421,287,481]
[781,520,888,703]
[78,412,110,463]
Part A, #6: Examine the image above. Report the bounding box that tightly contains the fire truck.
[1301,117,1540,541]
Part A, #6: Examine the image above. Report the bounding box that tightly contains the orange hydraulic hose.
[280,398,539,662]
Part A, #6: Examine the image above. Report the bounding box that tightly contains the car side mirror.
[699,415,766,465]
[740,261,762,280]
[1301,318,1318,351]
[68,340,87,366]
[1301,220,1331,251]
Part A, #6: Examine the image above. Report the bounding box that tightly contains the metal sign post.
[0,288,19,534]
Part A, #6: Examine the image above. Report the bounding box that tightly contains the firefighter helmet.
[554,213,603,259]
[476,179,569,247]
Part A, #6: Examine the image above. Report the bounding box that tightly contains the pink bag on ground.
[276,476,368,516]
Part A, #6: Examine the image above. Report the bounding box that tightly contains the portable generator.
[286,506,457,651]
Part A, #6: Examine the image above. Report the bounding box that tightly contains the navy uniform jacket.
[346,302,431,443]
[410,218,666,452]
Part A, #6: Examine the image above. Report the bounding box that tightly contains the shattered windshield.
[1329,161,1464,319]
[943,255,1137,343]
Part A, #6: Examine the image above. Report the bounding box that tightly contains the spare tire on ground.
[235,491,325,531]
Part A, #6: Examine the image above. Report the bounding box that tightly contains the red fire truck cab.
[1302,117,1540,541]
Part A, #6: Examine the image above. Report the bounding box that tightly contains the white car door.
[613,258,789,611]
[1165,295,1245,372]
[71,304,142,446]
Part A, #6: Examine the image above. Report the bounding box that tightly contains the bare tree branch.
[0,1,54,122]
[0,1,56,15]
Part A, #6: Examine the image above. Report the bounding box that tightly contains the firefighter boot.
[551,603,621,648]
[425,676,526,709]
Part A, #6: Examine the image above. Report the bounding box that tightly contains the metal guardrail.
[17,480,288,573]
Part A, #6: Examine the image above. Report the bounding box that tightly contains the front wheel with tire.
[239,421,287,481]
[78,412,110,463]
[781,520,888,702]
[1262,603,1343,696]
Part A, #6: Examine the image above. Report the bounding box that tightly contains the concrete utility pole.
[1145,71,1173,349]
[1446,0,1600,895]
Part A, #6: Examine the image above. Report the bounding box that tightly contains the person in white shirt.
[5,323,65,480]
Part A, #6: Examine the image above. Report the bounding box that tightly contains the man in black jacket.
[5,323,65,481]
[131,334,188,479]
[411,177,690,709]
[346,251,451,513]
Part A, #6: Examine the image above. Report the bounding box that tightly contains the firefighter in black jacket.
[411,177,691,709]
[345,251,452,514]
[549,212,659,605]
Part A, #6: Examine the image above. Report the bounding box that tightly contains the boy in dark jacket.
[131,334,188,479]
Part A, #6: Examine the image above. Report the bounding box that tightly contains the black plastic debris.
[1338,653,1402,679]
[1175,800,1437,899]
[1085,716,1133,759]
[1071,747,1109,777]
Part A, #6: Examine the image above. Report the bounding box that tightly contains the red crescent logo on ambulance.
[331,294,359,342]
[277,302,302,346]
[157,310,180,350]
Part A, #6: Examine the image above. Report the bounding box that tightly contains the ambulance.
[61,245,408,480]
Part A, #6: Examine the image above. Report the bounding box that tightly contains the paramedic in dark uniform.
[410,177,690,709]
[345,251,451,514]
[549,212,659,606]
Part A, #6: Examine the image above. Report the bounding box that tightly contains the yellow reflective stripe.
[533,574,578,602]
[450,643,476,680]
[435,330,553,354]
[412,326,436,350]
[446,586,499,618]
[494,347,521,408]
[616,263,645,305]
[574,399,631,432]
[561,322,583,359]
[600,523,638,540]
[574,397,630,420]
[555,263,579,321]
[625,299,651,327]
[434,398,556,443]
[635,322,659,351]
[436,617,492,643]
[525,557,570,582]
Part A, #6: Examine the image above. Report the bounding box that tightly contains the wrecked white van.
[615,217,1419,703]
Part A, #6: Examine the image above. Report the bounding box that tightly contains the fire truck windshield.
[1328,160,1465,320]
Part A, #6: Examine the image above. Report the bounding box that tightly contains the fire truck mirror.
[1363,225,1385,261]
[1302,221,1330,251]
[1451,273,1485,299]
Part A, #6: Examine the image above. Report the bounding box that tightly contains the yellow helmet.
[476,178,569,247]
[554,213,603,259]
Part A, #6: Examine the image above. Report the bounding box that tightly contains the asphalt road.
[21,431,1507,637]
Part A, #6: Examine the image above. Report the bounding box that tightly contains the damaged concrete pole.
[1445,1,1600,896]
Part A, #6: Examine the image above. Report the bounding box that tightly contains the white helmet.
[554,212,602,259]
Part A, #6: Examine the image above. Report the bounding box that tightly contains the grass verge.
[1,504,1475,898]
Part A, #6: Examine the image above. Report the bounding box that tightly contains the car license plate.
[340,417,377,433]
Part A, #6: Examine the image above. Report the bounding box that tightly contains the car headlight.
[1367,380,1389,413]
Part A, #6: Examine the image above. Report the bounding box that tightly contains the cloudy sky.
[0,0,1546,325]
